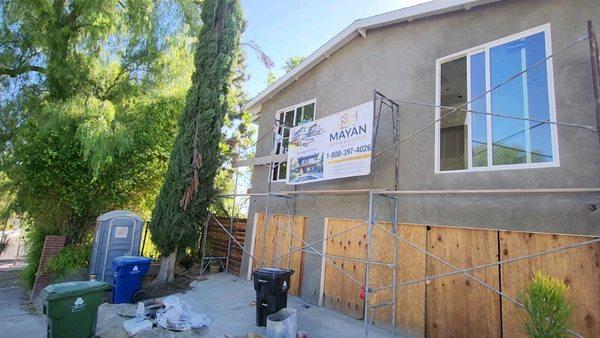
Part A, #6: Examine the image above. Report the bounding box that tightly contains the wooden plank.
[500,231,600,338]
[322,218,426,334]
[364,222,427,337]
[251,213,306,297]
[426,226,501,338]
[322,218,367,319]
[289,215,306,297]
[394,224,427,338]
[368,222,395,325]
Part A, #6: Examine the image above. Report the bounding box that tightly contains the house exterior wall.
[241,0,600,300]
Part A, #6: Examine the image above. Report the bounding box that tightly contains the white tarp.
[286,101,373,185]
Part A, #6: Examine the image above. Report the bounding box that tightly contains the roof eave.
[245,0,501,117]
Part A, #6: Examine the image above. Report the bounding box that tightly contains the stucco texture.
[241,0,600,300]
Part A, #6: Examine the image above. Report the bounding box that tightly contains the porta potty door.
[89,210,144,283]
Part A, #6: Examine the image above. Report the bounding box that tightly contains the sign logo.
[339,111,358,129]
[71,297,86,312]
[132,265,139,274]
[283,281,288,291]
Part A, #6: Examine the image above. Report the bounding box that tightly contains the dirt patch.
[142,273,207,300]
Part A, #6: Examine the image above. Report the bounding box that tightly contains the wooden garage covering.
[251,213,307,297]
[321,218,600,338]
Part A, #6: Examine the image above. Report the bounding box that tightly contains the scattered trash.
[155,295,212,331]
[136,302,145,316]
[297,331,308,338]
[123,316,153,336]
[122,302,154,336]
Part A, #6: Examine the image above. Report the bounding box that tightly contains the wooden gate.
[321,218,600,338]
[250,213,307,297]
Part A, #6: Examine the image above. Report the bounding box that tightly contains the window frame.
[270,98,317,182]
[434,23,559,174]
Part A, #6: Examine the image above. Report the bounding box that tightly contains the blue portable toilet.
[89,211,144,283]
[111,256,152,304]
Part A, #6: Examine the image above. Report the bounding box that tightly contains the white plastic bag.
[156,296,211,331]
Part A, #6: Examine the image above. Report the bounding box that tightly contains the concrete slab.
[0,269,46,338]
[96,272,397,337]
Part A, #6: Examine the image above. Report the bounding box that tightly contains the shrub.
[520,271,573,338]
[21,226,58,289]
[46,245,90,281]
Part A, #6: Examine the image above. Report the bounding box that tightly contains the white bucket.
[266,308,297,338]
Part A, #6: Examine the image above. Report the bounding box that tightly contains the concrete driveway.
[0,229,46,337]
[96,273,397,337]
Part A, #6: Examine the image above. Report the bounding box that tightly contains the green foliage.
[520,271,573,338]
[149,0,244,256]
[46,245,91,281]
[266,55,305,85]
[284,56,306,72]
[21,225,59,289]
[1,0,252,288]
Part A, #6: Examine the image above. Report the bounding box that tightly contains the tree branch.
[0,65,45,78]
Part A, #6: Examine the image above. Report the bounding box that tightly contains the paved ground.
[0,229,396,337]
[0,229,46,338]
[97,273,396,337]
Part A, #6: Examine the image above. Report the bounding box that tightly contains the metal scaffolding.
[197,27,600,338]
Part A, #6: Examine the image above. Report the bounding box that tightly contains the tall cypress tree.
[149,0,244,283]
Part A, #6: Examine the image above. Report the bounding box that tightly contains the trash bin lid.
[254,267,294,277]
[112,256,152,268]
[41,280,110,301]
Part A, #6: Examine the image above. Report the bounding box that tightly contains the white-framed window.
[435,24,559,173]
[271,99,316,182]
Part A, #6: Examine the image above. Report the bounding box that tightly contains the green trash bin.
[41,280,110,338]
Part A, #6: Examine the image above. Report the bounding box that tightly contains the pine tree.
[148,0,244,283]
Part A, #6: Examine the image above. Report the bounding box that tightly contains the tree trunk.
[153,246,178,285]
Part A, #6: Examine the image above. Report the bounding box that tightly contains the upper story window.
[271,100,316,182]
[436,24,559,173]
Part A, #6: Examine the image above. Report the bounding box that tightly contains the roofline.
[245,0,501,117]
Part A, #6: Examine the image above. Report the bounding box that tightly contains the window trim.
[434,23,559,174]
[270,98,317,182]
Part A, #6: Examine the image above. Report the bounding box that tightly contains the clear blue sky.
[241,0,430,98]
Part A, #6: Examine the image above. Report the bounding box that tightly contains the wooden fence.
[321,218,600,338]
[206,216,247,276]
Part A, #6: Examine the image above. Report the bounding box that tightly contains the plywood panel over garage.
[368,222,427,338]
[322,218,368,319]
[499,231,600,338]
[322,218,426,335]
[251,213,307,297]
[393,224,427,338]
[426,226,501,338]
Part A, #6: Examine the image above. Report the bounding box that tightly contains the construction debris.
[155,295,212,332]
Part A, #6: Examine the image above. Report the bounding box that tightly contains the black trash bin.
[253,267,294,327]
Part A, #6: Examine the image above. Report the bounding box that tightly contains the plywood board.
[426,226,501,338]
[322,218,367,319]
[322,219,426,335]
[499,231,600,338]
[252,213,306,296]
[394,224,427,338]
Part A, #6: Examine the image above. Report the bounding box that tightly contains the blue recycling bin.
[111,256,152,304]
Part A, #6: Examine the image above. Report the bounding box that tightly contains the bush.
[46,245,90,281]
[520,271,573,338]
[21,226,58,289]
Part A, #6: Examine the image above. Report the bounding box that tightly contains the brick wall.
[31,235,66,298]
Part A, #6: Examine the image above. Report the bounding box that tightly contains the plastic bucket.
[266,308,297,338]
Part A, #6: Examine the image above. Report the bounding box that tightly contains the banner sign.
[287,101,373,185]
